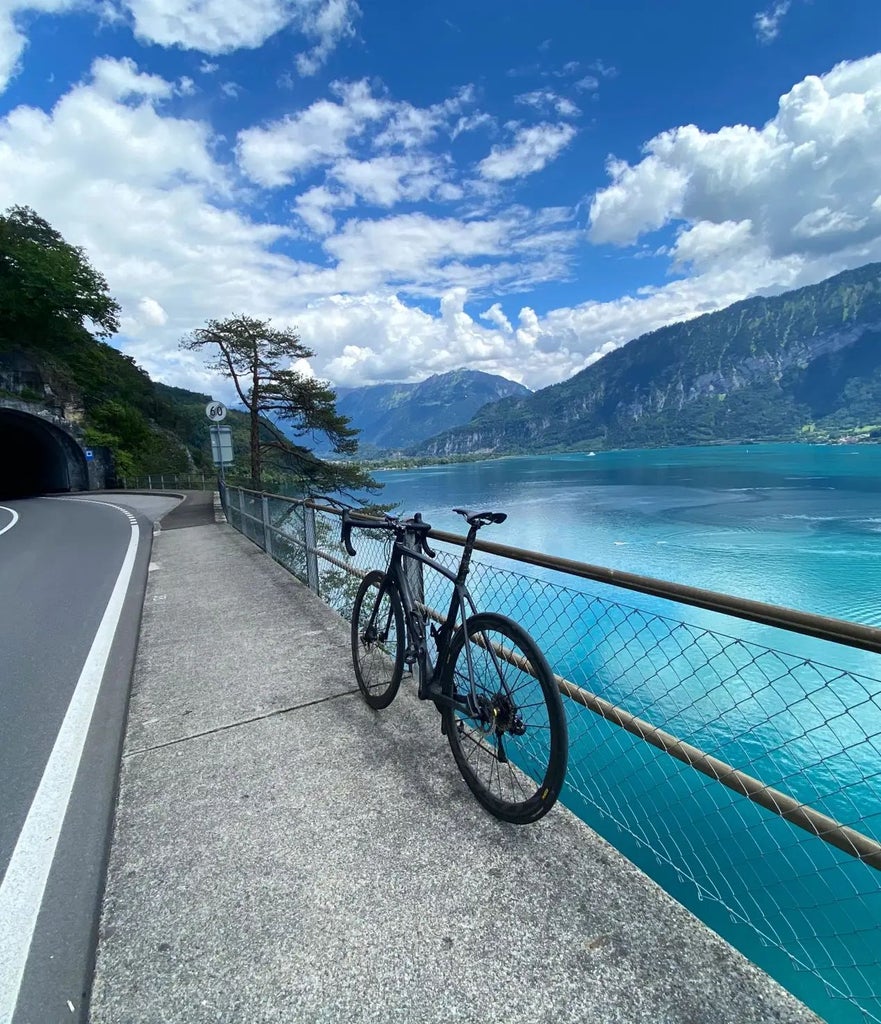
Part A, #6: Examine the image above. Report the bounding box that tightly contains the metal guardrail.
[118,472,211,490]
[219,482,881,1023]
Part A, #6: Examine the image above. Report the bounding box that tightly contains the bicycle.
[339,504,568,824]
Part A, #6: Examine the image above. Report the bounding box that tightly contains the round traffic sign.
[206,401,227,422]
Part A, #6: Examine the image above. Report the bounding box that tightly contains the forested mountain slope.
[417,264,881,455]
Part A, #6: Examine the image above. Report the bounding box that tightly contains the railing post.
[237,488,246,534]
[303,504,320,595]
[261,494,273,556]
[148,474,153,490]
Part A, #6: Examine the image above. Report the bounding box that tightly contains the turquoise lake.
[371,443,881,1023]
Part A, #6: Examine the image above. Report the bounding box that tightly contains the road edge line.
[0,510,139,1023]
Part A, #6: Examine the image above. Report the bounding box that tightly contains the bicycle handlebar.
[340,510,436,559]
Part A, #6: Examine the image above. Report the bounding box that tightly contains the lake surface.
[375,443,881,627]
[371,443,881,1023]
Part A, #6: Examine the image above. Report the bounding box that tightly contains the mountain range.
[415,263,881,456]
[333,368,531,451]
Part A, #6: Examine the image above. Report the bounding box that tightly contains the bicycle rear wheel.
[442,612,567,824]
[351,570,405,709]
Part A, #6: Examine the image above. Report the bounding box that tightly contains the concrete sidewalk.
[88,516,821,1024]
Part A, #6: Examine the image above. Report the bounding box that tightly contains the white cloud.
[301,291,562,387]
[754,1,791,43]
[451,111,495,140]
[136,296,168,325]
[117,0,356,60]
[478,122,577,181]
[2,0,358,91]
[90,54,174,100]
[7,48,881,405]
[239,80,486,191]
[294,184,354,234]
[588,53,881,268]
[294,0,359,77]
[329,153,445,206]
[0,58,584,394]
[516,89,580,118]
[373,86,476,149]
[236,79,388,185]
[319,209,577,296]
[220,80,241,98]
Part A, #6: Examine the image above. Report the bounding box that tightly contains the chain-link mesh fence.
[222,484,881,1023]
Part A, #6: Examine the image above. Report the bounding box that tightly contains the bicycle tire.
[351,570,405,709]
[441,612,567,824]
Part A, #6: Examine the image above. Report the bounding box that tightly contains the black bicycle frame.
[375,527,480,711]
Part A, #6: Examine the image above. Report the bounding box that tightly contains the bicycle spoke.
[444,613,567,824]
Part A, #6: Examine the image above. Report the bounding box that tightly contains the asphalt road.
[0,495,157,1024]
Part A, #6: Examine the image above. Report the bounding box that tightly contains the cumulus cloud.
[2,1,358,94]
[6,47,881,403]
[478,122,577,181]
[116,0,357,61]
[588,53,881,273]
[0,58,583,394]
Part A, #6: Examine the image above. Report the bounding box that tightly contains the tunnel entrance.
[0,408,88,498]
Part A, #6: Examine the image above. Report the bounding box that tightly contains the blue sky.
[2,0,881,401]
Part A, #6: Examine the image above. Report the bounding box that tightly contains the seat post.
[456,524,480,585]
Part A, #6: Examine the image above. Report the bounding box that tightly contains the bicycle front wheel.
[351,570,405,709]
[442,613,567,824]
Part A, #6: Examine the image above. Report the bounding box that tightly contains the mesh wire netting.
[225,488,881,1022]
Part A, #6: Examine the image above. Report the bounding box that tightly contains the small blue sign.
[85,449,94,460]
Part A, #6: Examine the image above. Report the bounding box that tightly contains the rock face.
[334,369,531,450]
[0,350,85,422]
[416,263,881,455]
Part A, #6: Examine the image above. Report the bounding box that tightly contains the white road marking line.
[0,509,139,1024]
[0,507,19,537]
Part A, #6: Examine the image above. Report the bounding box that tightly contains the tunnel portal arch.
[0,406,89,498]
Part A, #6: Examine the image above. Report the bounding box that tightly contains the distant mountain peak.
[335,369,531,451]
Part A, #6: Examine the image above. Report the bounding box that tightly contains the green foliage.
[0,206,120,348]
[182,314,379,497]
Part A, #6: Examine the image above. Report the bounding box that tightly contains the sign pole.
[206,402,232,486]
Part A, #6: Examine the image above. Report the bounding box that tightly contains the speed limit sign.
[205,401,227,422]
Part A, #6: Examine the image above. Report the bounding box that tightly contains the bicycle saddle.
[452,507,508,526]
